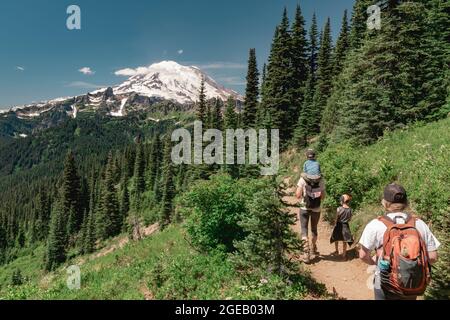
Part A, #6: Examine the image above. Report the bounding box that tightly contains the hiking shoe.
[302,253,311,264]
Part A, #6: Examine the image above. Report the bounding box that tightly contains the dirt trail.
[283,186,374,300]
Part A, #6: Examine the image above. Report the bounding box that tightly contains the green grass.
[0,225,326,300]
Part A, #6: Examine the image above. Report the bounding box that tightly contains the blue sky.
[0,0,354,109]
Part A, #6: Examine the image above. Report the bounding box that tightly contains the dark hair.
[306,149,316,159]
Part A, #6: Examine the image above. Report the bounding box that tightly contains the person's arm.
[320,179,326,201]
[295,186,303,200]
[359,245,376,265]
[428,251,438,264]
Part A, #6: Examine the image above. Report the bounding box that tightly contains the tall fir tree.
[45,200,68,271]
[211,98,223,130]
[290,4,309,109]
[83,207,96,254]
[224,97,239,178]
[133,142,146,195]
[242,48,260,128]
[349,0,373,50]
[96,152,121,240]
[61,151,82,237]
[120,178,130,227]
[320,10,350,141]
[196,77,207,124]
[333,10,350,77]
[148,136,162,192]
[311,18,333,134]
[260,8,295,145]
[232,182,301,276]
[160,137,175,227]
[308,13,319,77]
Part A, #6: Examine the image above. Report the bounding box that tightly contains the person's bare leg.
[311,235,318,255]
[302,237,310,262]
[334,242,339,255]
[342,243,347,260]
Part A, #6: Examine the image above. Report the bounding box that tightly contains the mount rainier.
[1,61,242,119]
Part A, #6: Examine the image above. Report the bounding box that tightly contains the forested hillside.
[0,0,448,300]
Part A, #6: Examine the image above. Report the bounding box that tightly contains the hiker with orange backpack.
[295,149,326,263]
[358,184,440,300]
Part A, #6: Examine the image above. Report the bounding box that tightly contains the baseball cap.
[383,184,408,204]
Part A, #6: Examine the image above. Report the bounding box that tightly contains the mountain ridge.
[1,61,243,119]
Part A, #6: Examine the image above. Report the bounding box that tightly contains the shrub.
[179,174,264,253]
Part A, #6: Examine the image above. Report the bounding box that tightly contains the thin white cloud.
[178,49,184,55]
[16,66,25,71]
[196,62,246,70]
[114,61,246,78]
[78,67,95,75]
[115,67,151,77]
[217,76,246,86]
[66,81,104,89]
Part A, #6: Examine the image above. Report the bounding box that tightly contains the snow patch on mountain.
[112,61,242,104]
[111,98,128,117]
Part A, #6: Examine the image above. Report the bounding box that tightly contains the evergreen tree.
[260,8,294,144]
[320,10,350,142]
[96,153,121,240]
[11,268,24,286]
[333,10,350,77]
[349,0,372,49]
[223,97,240,178]
[290,4,309,107]
[211,98,223,130]
[160,137,175,227]
[311,18,333,134]
[45,200,68,271]
[232,182,301,276]
[62,151,82,236]
[83,207,96,254]
[120,178,130,226]
[242,48,260,128]
[148,136,162,192]
[308,13,319,77]
[328,1,449,144]
[134,142,146,195]
[224,97,238,130]
[196,77,207,124]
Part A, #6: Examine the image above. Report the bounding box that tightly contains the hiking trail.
[283,182,374,300]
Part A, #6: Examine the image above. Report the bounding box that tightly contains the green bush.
[179,174,265,253]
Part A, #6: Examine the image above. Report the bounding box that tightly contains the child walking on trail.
[330,194,354,260]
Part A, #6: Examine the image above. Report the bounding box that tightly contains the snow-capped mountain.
[113,61,240,104]
[2,61,242,119]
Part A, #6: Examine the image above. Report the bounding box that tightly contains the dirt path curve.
[283,185,374,300]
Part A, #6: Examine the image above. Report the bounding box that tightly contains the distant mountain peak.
[111,60,242,104]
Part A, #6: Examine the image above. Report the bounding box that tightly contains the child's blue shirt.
[303,159,321,176]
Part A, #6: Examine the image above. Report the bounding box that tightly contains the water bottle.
[378,258,390,271]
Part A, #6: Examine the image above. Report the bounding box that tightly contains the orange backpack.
[378,214,431,296]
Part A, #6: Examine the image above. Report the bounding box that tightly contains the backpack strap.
[378,215,394,227]
[378,213,414,226]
